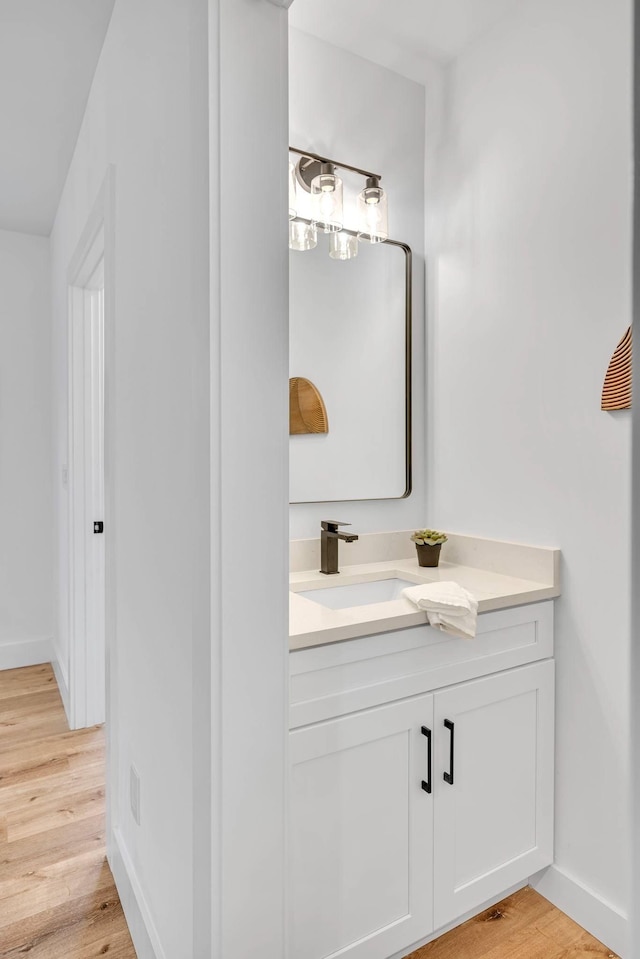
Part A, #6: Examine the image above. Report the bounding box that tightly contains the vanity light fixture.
[289,219,318,251]
[288,161,297,220]
[310,162,343,234]
[329,230,358,260]
[357,176,389,243]
[289,146,389,258]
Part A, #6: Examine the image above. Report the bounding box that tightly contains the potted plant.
[411,529,448,568]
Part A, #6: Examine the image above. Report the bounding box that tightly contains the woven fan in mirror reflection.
[289,377,328,434]
[601,326,632,411]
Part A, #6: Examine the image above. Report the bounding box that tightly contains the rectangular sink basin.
[297,577,416,610]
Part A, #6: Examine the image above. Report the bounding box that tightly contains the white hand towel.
[401,581,478,639]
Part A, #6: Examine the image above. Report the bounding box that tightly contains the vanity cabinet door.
[289,694,435,959]
[433,660,554,928]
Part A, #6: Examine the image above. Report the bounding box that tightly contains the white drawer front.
[290,602,553,728]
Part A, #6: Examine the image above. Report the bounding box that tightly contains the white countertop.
[289,554,560,651]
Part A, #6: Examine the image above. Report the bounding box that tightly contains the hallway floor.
[0,663,136,958]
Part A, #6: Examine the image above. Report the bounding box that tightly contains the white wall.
[50,1,209,956]
[430,0,632,931]
[289,29,428,538]
[0,229,52,667]
[213,3,289,956]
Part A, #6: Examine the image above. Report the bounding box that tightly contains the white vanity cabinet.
[288,602,555,959]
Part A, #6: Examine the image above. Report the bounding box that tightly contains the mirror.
[289,228,412,503]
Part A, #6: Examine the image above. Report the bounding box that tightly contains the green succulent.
[411,528,448,547]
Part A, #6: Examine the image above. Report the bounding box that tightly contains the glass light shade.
[288,161,297,220]
[329,232,358,260]
[357,181,389,243]
[289,219,317,252]
[311,172,343,234]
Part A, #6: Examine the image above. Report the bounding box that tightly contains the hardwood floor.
[406,886,619,959]
[0,663,136,958]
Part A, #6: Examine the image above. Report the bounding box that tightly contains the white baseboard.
[0,637,53,671]
[109,827,165,959]
[51,657,71,726]
[531,864,628,958]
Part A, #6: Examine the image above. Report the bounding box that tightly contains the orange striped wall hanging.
[601,326,632,411]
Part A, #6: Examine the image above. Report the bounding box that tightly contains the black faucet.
[320,520,359,575]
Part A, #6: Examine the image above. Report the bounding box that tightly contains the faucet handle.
[321,520,352,532]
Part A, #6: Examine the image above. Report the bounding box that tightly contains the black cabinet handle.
[421,726,432,794]
[443,719,455,785]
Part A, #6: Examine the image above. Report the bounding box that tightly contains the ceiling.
[0,0,115,236]
[289,0,524,77]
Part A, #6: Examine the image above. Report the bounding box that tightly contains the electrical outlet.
[130,765,141,825]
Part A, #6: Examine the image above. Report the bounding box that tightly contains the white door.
[84,279,105,724]
[68,245,106,729]
[433,660,554,928]
[289,694,435,959]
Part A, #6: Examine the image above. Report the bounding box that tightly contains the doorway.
[68,226,106,730]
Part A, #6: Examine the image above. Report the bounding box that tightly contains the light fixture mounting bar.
[289,146,381,182]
